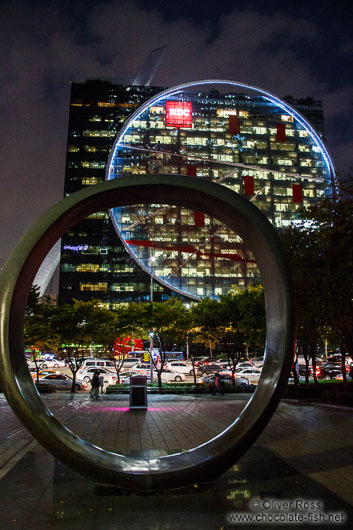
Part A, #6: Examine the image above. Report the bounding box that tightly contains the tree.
[108,299,191,391]
[216,295,245,385]
[24,289,60,384]
[148,299,190,390]
[281,220,327,383]
[190,297,225,357]
[281,182,353,382]
[110,302,151,382]
[51,300,118,392]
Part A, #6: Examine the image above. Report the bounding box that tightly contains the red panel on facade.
[276,123,286,141]
[228,115,240,134]
[187,165,197,177]
[194,211,205,227]
[166,101,192,128]
[292,183,303,203]
[244,175,254,196]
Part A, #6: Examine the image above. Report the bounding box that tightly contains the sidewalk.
[0,392,352,529]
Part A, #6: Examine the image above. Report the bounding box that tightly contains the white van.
[80,358,115,371]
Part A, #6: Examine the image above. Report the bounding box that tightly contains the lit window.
[298,145,310,152]
[80,283,107,291]
[83,130,115,137]
[97,101,118,107]
[253,126,267,135]
[76,264,100,273]
[81,177,101,185]
[298,130,309,138]
[281,115,294,122]
[81,161,106,169]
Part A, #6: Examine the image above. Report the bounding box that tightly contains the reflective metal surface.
[0,175,295,491]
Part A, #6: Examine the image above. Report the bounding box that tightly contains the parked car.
[155,369,186,383]
[39,373,87,391]
[118,371,141,383]
[29,369,58,381]
[231,368,262,384]
[79,358,116,371]
[27,360,45,369]
[213,358,229,365]
[27,359,64,369]
[39,359,66,369]
[167,361,195,376]
[133,363,153,375]
[196,364,221,377]
[324,354,351,365]
[297,365,314,377]
[133,364,185,382]
[316,363,345,380]
[198,357,218,366]
[200,373,252,392]
[236,362,256,369]
[76,367,118,385]
[190,357,208,366]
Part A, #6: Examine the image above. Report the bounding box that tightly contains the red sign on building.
[166,101,192,128]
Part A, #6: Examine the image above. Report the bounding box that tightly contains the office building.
[59,79,335,305]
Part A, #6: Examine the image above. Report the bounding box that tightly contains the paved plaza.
[0,392,352,529]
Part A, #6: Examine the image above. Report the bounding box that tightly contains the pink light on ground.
[98,406,179,412]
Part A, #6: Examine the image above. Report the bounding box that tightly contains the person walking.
[90,370,100,400]
[99,373,104,394]
[212,372,224,396]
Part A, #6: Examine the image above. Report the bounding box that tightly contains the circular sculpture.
[0,175,295,491]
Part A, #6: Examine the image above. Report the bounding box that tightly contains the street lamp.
[149,255,156,383]
[149,332,154,383]
[184,303,191,360]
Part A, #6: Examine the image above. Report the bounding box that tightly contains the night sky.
[1,0,353,267]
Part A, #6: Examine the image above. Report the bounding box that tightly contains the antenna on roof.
[132,46,168,86]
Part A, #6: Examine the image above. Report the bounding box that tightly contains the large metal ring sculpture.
[0,175,295,491]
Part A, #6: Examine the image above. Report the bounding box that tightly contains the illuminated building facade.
[59,79,335,306]
[59,81,175,308]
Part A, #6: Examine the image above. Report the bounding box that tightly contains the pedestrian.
[90,370,100,400]
[212,372,224,396]
[99,373,104,394]
[349,364,353,381]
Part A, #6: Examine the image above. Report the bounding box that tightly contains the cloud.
[0,0,352,266]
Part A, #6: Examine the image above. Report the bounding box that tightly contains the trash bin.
[129,376,147,409]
